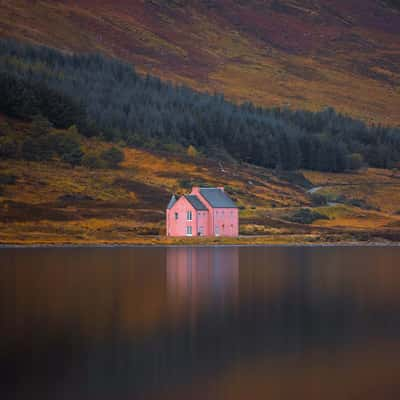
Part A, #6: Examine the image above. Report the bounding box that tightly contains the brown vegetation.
[0,0,399,125]
[1,133,400,244]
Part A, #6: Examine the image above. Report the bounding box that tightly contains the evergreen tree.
[0,39,399,172]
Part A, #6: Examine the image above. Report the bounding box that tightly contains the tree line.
[0,39,399,171]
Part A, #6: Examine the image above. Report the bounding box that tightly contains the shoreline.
[1,237,399,248]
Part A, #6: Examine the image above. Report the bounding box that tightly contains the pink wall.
[196,209,210,236]
[191,187,214,231]
[212,208,239,237]
[167,197,210,237]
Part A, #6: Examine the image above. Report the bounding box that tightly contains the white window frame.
[186,226,192,236]
[187,210,192,221]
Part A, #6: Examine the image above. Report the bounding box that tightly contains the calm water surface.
[1,246,400,399]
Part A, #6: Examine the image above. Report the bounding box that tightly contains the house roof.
[167,195,177,209]
[199,188,237,208]
[185,195,208,211]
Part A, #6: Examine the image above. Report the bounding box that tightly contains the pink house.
[166,187,239,237]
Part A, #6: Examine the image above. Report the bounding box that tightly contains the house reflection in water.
[166,247,239,319]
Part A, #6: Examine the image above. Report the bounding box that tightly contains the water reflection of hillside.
[167,247,238,320]
[1,246,400,400]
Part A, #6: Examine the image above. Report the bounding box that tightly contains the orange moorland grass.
[303,169,400,214]
[313,205,399,230]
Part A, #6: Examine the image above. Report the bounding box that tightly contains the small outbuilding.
[166,187,239,237]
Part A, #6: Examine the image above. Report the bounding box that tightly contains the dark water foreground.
[1,246,400,400]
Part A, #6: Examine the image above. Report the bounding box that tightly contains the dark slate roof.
[199,188,237,208]
[167,195,177,209]
[185,195,208,211]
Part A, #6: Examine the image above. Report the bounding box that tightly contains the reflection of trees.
[1,247,400,399]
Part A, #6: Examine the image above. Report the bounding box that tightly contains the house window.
[215,226,220,236]
[186,226,192,236]
[187,211,192,221]
[199,226,204,236]
[175,212,179,220]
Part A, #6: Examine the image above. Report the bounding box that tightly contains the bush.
[30,115,52,137]
[310,193,327,206]
[347,198,378,211]
[61,145,83,166]
[21,135,54,161]
[276,171,312,189]
[347,153,363,170]
[82,153,104,169]
[53,132,83,166]
[0,120,12,137]
[100,146,124,168]
[0,173,17,185]
[0,137,18,159]
[286,208,329,224]
[187,145,198,158]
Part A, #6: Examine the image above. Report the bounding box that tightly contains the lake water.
[1,245,400,399]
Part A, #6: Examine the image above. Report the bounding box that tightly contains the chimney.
[218,186,224,191]
[191,186,200,194]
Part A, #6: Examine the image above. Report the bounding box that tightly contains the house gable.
[166,195,210,237]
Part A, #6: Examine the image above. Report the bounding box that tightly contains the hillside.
[2,41,399,172]
[1,114,400,245]
[0,0,400,125]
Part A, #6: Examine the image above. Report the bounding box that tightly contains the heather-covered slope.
[1,0,399,124]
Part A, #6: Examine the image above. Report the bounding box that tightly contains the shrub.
[31,115,52,137]
[0,137,18,159]
[347,198,378,211]
[53,132,83,166]
[161,142,185,153]
[0,173,17,185]
[276,171,312,189]
[187,145,198,158]
[0,120,12,137]
[347,153,363,170]
[61,145,83,166]
[100,146,124,168]
[310,193,327,206]
[21,135,55,161]
[66,125,80,139]
[82,153,104,169]
[286,208,329,224]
